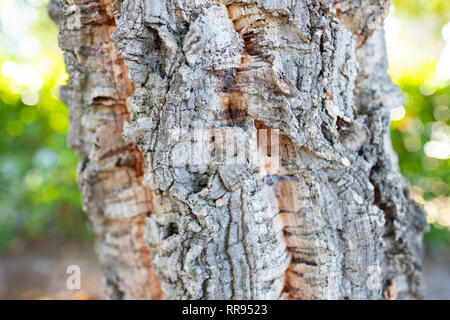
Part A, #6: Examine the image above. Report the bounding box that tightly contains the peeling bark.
[51,0,427,300]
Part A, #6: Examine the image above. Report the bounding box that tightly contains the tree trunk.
[49,0,428,300]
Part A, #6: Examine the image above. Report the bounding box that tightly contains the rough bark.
[50,0,428,300]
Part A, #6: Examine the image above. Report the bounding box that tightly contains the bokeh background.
[0,0,449,299]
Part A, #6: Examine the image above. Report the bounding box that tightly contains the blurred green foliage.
[394,0,450,23]
[391,82,450,201]
[0,0,91,253]
[0,0,449,253]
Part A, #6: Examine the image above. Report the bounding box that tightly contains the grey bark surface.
[50,0,428,300]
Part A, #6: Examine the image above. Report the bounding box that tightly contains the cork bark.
[50,0,428,300]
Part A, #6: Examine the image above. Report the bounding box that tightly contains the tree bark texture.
[50,0,428,300]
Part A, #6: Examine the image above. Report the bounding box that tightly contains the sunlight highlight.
[391,105,406,121]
